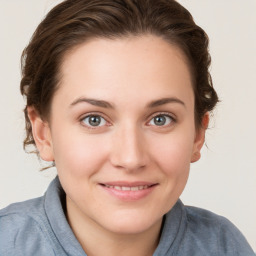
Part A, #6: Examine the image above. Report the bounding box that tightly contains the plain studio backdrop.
[0,0,255,251]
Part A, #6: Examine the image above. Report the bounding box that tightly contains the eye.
[81,115,107,127]
[148,114,174,126]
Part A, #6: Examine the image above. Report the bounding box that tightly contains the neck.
[66,197,163,256]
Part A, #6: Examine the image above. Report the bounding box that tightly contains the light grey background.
[0,0,255,250]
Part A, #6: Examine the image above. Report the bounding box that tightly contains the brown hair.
[20,0,218,155]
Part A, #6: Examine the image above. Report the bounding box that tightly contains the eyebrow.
[70,97,114,109]
[147,97,185,108]
[69,96,185,109]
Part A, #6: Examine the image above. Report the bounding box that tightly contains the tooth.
[122,187,131,191]
[105,185,152,191]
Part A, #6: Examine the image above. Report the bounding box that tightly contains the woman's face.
[32,35,206,235]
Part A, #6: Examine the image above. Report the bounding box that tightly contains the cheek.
[149,131,194,175]
[146,131,194,214]
[52,130,109,177]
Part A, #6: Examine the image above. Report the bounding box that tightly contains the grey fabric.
[0,176,254,256]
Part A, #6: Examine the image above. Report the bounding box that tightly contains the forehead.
[57,35,194,108]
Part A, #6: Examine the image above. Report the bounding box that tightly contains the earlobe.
[27,106,54,162]
[191,113,209,163]
[191,151,201,163]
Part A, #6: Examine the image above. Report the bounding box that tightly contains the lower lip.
[99,185,157,201]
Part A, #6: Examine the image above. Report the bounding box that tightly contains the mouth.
[99,182,158,201]
[102,184,155,191]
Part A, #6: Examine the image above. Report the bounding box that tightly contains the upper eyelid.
[147,112,176,121]
[79,112,109,121]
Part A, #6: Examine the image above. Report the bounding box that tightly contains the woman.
[0,0,254,255]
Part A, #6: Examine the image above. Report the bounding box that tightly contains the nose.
[110,125,148,172]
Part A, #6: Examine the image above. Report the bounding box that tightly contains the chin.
[98,210,163,235]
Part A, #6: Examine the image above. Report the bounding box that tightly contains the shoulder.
[183,205,255,255]
[0,197,56,256]
[0,196,46,231]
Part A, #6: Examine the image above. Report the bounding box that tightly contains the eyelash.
[147,112,176,127]
[79,112,176,129]
[80,112,110,129]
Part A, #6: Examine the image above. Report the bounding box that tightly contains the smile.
[99,182,158,201]
[103,184,152,191]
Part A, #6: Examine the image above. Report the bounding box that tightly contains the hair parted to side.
[20,0,218,157]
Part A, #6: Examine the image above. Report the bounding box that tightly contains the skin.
[28,35,208,256]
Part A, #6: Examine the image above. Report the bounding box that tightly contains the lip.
[99,181,158,201]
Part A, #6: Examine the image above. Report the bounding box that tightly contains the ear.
[27,106,54,162]
[191,113,209,163]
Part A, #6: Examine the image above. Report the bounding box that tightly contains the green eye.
[82,115,106,127]
[149,115,173,126]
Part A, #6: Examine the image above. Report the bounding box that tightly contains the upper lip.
[99,181,158,187]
